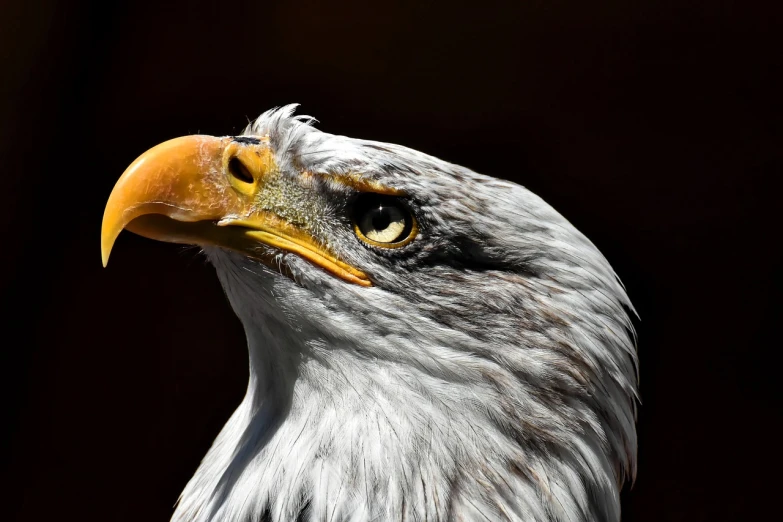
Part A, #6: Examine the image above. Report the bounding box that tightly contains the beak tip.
[101,241,111,267]
[101,229,116,268]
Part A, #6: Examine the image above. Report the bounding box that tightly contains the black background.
[2,1,781,520]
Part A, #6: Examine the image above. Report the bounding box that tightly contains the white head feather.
[170,105,638,522]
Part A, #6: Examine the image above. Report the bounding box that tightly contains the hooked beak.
[101,135,371,287]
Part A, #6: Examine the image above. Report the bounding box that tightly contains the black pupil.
[371,207,392,230]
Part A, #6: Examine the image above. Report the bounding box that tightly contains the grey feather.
[171,105,638,522]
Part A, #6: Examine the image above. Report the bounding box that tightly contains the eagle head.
[102,105,637,522]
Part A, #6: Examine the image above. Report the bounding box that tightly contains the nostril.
[228,157,254,184]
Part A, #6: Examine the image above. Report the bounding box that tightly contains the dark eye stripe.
[232,136,262,145]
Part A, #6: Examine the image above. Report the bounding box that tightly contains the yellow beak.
[101,135,371,287]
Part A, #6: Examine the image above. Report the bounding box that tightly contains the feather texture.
[171,106,638,522]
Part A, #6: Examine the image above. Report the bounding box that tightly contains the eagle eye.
[352,194,417,248]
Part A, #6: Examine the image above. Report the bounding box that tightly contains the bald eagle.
[102,105,638,522]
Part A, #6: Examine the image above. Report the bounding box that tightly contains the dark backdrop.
[2,1,780,521]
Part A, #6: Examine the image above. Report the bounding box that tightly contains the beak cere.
[101,135,371,287]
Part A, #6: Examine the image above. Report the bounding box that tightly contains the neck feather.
[171,250,629,522]
[174,330,622,522]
